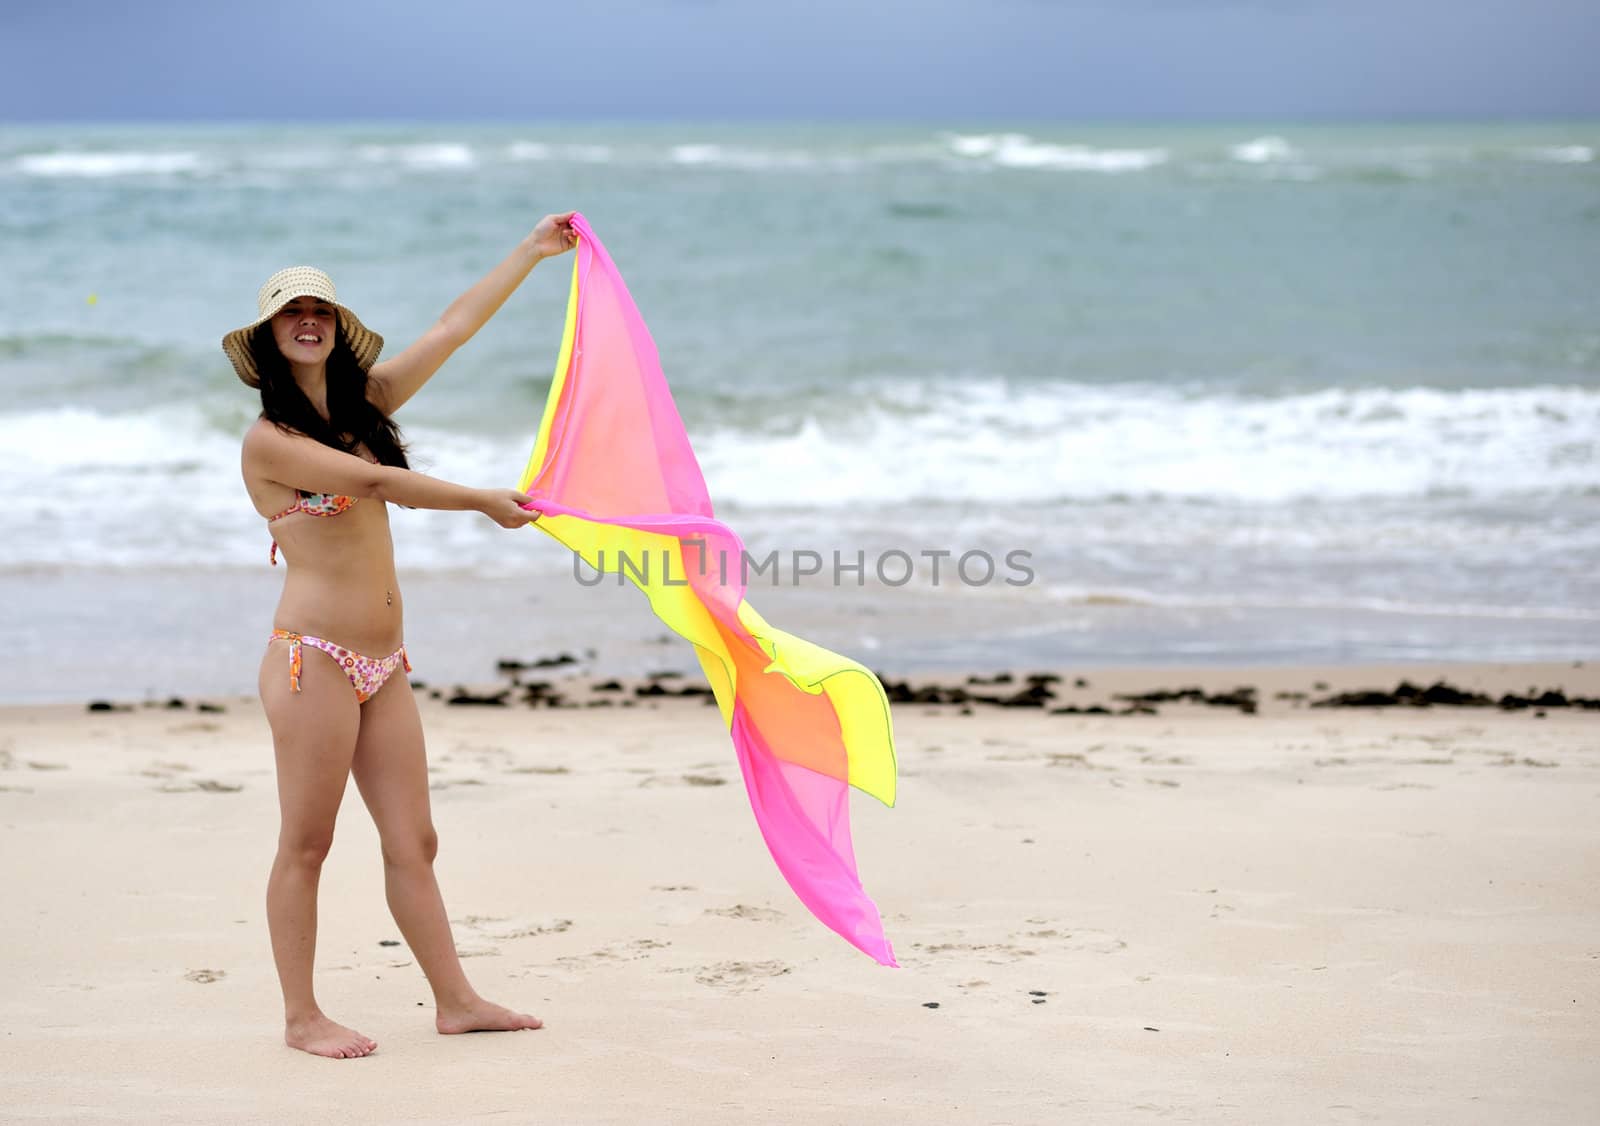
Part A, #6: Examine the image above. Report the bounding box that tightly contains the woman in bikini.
[227,211,577,1059]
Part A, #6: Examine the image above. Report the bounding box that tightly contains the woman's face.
[270,295,337,366]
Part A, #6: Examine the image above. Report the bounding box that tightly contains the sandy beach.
[2,659,1596,1124]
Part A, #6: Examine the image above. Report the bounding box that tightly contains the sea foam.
[1229,136,1297,163]
[694,381,1600,507]
[2,385,1596,606]
[356,143,476,169]
[946,133,1167,172]
[1522,145,1594,163]
[16,151,209,177]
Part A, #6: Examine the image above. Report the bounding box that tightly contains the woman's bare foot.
[285,1013,378,1059]
[436,995,543,1034]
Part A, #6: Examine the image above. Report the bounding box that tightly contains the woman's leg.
[259,638,378,1059]
[350,674,542,1033]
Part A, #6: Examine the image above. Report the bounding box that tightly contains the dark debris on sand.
[871,670,1161,716]
[424,663,1600,722]
[84,698,221,715]
[446,688,510,707]
[1310,679,1598,712]
[634,681,710,699]
[497,653,580,674]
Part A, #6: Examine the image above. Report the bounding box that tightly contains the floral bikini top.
[266,490,358,565]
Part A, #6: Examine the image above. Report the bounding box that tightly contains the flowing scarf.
[516,214,898,965]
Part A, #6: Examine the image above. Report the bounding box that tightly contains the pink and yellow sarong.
[516,215,898,965]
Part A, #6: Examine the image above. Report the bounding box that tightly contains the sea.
[1,121,1597,702]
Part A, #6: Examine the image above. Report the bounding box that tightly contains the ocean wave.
[670,143,724,165]
[506,140,613,162]
[14,150,210,178]
[0,330,141,357]
[946,132,1167,172]
[1521,145,1594,164]
[1037,583,1600,623]
[1187,137,1600,181]
[1,386,1596,579]
[669,143,826,170]
[1229,136,1297,164]
[8,381,1599,503]
[693,381,1600,507]
[355,143,477,169]
[12,132,1595,185]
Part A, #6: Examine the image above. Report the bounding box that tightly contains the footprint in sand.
[428,778,486,791]
[912,922,1126,963]
[159,779,243,793]
[491,919,574,940]
[1011,924,1126,953]
[145,762,240,792]
[184,969,225,984]
[553,939,670,971]
[454,914,572,940]
[912,941,1039,963]
[690,960,791,992]
[703,904,785,922]
[638,773,727,788]
[1046,752,1115,771]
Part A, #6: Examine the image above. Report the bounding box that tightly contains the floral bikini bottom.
[268,629,412,704]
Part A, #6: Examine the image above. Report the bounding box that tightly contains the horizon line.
[3,112,1600,130]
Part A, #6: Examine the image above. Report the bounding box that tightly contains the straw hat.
[221,266,383,388]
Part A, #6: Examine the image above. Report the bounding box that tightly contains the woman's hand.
[530,212,579,260]
[478,489,543,529]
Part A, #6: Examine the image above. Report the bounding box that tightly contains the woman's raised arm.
[368,211,578,413]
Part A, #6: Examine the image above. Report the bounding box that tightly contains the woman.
[226,212,577,1059]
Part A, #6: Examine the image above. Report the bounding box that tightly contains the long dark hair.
[252,323,409,469]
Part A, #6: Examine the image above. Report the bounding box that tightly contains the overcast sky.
[3,0,1597,121]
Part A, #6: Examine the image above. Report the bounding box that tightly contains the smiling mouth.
[294,334,323,344]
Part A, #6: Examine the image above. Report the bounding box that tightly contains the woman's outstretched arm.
[369,211,578,413]
[243,419,538,528]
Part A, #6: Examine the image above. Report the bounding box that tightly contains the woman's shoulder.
[242,420,373,469]
[242,416,276,455]
[242,417,300,476]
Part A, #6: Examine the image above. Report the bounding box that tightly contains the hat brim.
[222,299,383,388]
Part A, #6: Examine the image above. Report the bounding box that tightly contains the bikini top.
[267,490,358,523]
[266,489,359,565]
[265,451,379,564]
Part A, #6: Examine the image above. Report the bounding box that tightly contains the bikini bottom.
[268,629,412,704]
